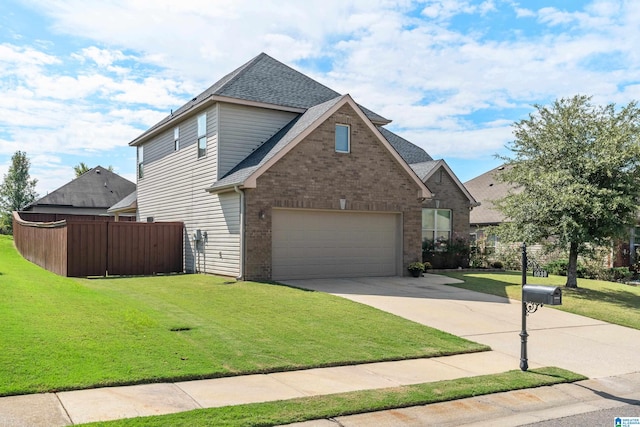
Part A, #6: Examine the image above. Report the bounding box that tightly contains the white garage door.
[272,209,400,280]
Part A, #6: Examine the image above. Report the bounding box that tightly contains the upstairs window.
[197,113,207,158]
[137,146,144,179]
[174,127,180,151]
[335,124,350,153]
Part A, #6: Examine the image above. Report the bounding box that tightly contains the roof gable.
[207,94,431,199]
[411,159,478,205]
[28,166,136,210]
[130,53,389,146]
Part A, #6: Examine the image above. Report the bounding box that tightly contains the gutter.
[234,185,245,281]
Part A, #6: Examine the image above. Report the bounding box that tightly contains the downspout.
[234,185,245,280]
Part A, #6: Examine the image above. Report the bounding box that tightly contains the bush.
[491,261,504,269]
[544,259,569,276]
[423,237,471,269]
[543,259,632,283]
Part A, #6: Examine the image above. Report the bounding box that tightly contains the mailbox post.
[520,242,562,371]
[520,242,528,371]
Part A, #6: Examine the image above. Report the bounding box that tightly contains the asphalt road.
[523,405,640,427]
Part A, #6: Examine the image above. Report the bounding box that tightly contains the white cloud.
[3,0,640,190]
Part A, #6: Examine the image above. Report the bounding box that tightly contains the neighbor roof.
[465,165,514,225]
[130,53,390,146]
[26,166,136,210]
[108,190,137,214]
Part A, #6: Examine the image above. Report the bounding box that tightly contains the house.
[23,166,136,218]
[130,53,476,280]
[465,165,631,268]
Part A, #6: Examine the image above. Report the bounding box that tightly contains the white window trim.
[422,208,452,242]
[174,127,180,151]
[335,124,350,153]
[137,146,144,179]
[197,113,207,158]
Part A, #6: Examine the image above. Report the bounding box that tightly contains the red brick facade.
[422,166,473,240]
[243,104,424,280]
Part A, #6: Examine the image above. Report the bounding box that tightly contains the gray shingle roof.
[409,160,440,181]
[377,127,433,164]
[208,96,344,191]
[108,190,137,213]
[131,53,389,145]
[27,166,136,209]
[465,165,514,225]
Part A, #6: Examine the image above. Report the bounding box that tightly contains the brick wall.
[244,104,424,280]
[422,166,472,239]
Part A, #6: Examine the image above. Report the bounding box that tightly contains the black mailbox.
[522,285,562,305]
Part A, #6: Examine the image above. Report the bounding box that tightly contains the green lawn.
[0,235,487,396]
[442,271,640,330]
[85,367,585,427]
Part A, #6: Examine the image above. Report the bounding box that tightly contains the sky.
[1,0,639,197]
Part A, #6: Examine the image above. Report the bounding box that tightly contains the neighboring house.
[23,166,136,217]
[130,53,476,280]
[107,190,137,221]
[465,165,631,267]
[464,165,511,238]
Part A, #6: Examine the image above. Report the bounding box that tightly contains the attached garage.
[272,209,401,280]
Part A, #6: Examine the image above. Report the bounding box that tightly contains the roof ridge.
[209,52,269,98]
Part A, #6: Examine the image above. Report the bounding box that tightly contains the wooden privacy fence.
[13,212,183,277]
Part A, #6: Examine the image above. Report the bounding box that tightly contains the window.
[137,146,144,179]
[335,124,350,153]
[422,209,451,242]
[197,113,207,158]
[174,127,180,151]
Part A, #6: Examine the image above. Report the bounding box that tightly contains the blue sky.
[2,0,639,196]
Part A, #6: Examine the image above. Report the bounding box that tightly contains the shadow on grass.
[563,286,640,311]
[279,274,512,304]
[440,271,519,301]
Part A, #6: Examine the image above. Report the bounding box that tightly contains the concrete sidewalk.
[0,351,519,426]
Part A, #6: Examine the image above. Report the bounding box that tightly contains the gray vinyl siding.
[218,103,298,177]
[137,103,241,276]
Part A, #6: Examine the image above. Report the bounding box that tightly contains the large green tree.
[495,95,640,288]
[0,151,38,233]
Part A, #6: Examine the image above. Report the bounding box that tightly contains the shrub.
[408,262,425,272]
[423,236,471,269]
[491,261,504,269]
[544,259,569,276]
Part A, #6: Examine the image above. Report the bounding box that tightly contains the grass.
[84,367,585,427]
[0,235,487,396]
[442,271,640,330]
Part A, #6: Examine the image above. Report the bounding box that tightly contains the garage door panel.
[272,209,400,280]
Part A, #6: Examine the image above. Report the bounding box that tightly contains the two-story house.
[129,53,476,280]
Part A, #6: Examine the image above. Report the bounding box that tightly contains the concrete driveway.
[283,274,640,379]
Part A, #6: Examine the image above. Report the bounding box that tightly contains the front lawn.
[0,235,486,396]
[442,271,640,330]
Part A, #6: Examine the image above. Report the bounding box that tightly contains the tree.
[0,151,38,233]
[73,162,90,177]
[495,95,640,288]
[73,163,113,177]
